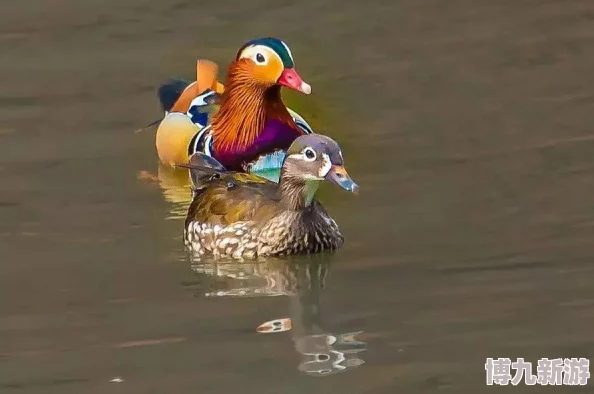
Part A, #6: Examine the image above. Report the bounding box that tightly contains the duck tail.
[177,152,227,190]
[157,79,192,112]
[134,79,190,134]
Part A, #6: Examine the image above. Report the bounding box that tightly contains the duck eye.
[303,147,316,161]
[255,53,266,64]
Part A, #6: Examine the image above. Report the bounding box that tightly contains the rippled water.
[2,0,594,393]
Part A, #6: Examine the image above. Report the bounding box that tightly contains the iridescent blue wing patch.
[248,151,285,171]
[246,151,285,183]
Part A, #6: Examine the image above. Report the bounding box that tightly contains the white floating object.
[256,318,292,333]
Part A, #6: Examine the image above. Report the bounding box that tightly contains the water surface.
[2,0,594,393]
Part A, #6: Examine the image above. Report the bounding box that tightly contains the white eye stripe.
[287,150,316,162]
[280,40,294,63]
[238,45,280,66]
[287,153,305,160]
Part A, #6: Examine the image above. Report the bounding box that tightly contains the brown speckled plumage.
[182,134,358,260]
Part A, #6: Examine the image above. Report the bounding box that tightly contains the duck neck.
[278,172,320,211]
[211,63,296,153]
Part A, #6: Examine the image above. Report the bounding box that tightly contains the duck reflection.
[191,257,294,298]
[138,162,193,220]
[190,255,367,376]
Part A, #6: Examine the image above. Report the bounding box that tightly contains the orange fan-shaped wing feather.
[170,59,225,113]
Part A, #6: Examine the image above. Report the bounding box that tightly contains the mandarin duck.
[155,38,316,182]
[182,134,358,259]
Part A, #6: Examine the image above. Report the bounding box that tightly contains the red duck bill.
[277,68,311,95]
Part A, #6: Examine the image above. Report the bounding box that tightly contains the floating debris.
[256,318,292,333]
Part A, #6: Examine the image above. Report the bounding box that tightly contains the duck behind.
[196,38,313,177]
[183,134,358,259]
[155,38,316,182]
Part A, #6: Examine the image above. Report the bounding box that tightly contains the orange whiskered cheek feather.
[252,56,284,85]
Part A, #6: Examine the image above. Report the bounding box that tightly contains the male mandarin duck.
[182,134,358,259]
[154,37,316,181]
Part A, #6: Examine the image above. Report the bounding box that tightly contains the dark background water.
[2,0,594,392]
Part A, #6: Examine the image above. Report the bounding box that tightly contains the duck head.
[234,37,311,95]
[280,134,358,209]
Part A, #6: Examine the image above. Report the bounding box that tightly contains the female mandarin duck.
[182,134,358,259]
[155,38,315,182]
